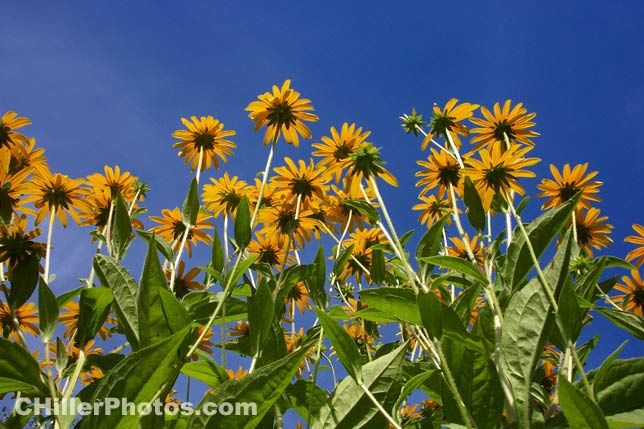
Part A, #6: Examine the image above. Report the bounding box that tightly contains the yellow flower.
[345,322,374,346]
[248,232,289,267]
[257,203,319,248]
[448,235,485,267]
[0,149,31,222]
[86,165,138,201]
[245,80,318,147]
[574,207,613,256]
[312,123,371,181]
[412,194,451,227]
[168,261,204,299]
[60,301,114,341]
[0,215,45,268]
[625,224,644,267]
[340,228,386,283]
[6,138,47,175]
[613,270,644,317]
[272,158,331,204]
[416,148,464,199]
[461,142,540,211]
[0,111,31,149]
[537,163,602,210]
[422,98,479,151]
[0,301,39,341]
[202,173,251,218]
[249,178,278,210]
[470,100,539,151]
[149,207,212,257]
[173,116,236,172]
[22,168,88,226]
[286,281,312,314]
[229,321,250,338]
[326,184,375,231]
[194,326,215,358]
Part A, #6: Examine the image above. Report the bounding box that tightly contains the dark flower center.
[291,177,314,198]
[172,221,193,241]
[493,120,515,142]
[0,124,11,148]
[267,102,295,128]
[259,247,279,265]
[431,112,455,136]
[484,165,513,192]
[277,211,299,235]
[194,133,216,150]
[333,142,353,161]
[559,183,579,202]
[632,287,644,308]
[438,164,461,187]
[45,186,72,209]
[576,223,591,246]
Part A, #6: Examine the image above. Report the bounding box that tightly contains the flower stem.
[44,210,56,284]
[358,382,402,429]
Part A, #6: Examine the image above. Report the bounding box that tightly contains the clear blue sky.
[3,0,643,421]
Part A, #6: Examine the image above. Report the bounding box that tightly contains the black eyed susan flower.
[537,163,602,210]
[347,143,398,188]
[257,203,319,248]
[0,301,39,341]
[194,326,215,358]
[22,168,88,227]
[229,321,250,338]
[448,235,485,267]
[6,138,47,175]
[312,123,371,182]
[470,100,539,151]
[202,173,251,218]
[272,158,331,204]
[250,178,278,210]
[168,261,204,299]
[340,228,386,283]
[86,165,138,201]
[625,224,644,267]
[412,194,451,227]
[422,98,479,151]
[416,148,465,199]
[326,184,375,231]
[461,142,540,211]
[574,207,613,256]
[0,215,45,268]
[173,116,236,172]
[286,281,312,314]
[613,269,644,317]
[245,80,318,147]
[78,189,145,232]
[248,232,289,267]
[149,207,212,257]
[226,367,249,380]
[0,111,31,149]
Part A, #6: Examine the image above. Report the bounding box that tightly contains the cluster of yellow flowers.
[1,80,643,356]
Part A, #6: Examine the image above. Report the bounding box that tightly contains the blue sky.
[3,0,644,423]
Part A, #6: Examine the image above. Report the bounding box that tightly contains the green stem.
[358,382,402,429]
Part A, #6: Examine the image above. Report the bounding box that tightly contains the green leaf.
[182,177,200,226]
[442,306,486,354]
[499,233,573,428]
[305,246,327,308]
[55,337,68,373]
[56,286,84,308]
[8,253,40,309]
[392,370,437,424]
[470,353,505,428]
[420,255,487,284]
[75,287,114,347]
[315,306,363,383]
[181,354,228,388]
[416,215,448,279]
[138,237,173,347]
[224,255,258,287]
[593,357,644,427]
[234,196,251,249]
[110,193,133,260]
[342,199,380,224]
[333,244,355,278]
[0,337,49,397]
[183,291,247,324]
[210,229,225,273]
[370,248,385,284]
[38,280,58,342]
[135,229,174,262]
[463,176,485,231]
[249,280,275,357]
[158,288,191,334]
[556,279,583,345]
[188,345,311,428]
[285,379,328,422]
[558,377,609,429]
[596,308,644,339]
[417,290,444,339]
[93,254,139,350]
[592,341,627,397]
[84,325,196,429]
[502,194,578,289]
[313,343,407,429]
[360,287,421,325]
